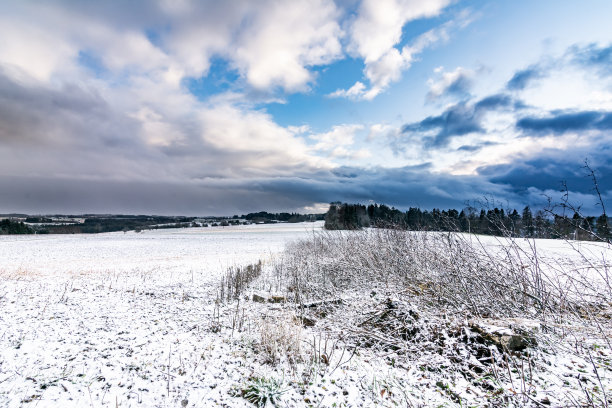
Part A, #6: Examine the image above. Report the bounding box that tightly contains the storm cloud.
[401,93,515,148]
[517,110,612,134]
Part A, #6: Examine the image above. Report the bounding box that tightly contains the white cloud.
[288,125,311,134]
[307,124,375,161]
[351,148,373,159]
[426,66,474,101]
[348,0,451,63]
[332,6,474,100]
[367,124,398,141]
[231,0,343,92]
[0,15,75,82]
[310,124,364,151]
[0,1,344,93]
[520,66,612,112]
[362,47,407,99]
[328,81,366,99]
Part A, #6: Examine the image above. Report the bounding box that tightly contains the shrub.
[218,261,263,303]
[241,376,285,407]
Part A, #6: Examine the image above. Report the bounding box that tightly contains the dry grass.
[272,229,611,325]
[258,313,304,366]
[0,267,42,280]
[259,228,612,407]
[218,260,263,303]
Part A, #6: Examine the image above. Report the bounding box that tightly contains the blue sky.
[0,0,611,215]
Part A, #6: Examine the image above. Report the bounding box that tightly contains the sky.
[0,0,611,216]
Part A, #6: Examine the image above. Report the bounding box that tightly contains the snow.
[0,222,323,277]
[0,222,322,407]
[1,223,611,407]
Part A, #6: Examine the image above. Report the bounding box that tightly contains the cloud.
[367,123,398,141]
[426,66,474,101]
[505,43,611,93]
[309,124,371,159]
[474,94,514,110]
[3,153,608,215]
[1,2,610,217]
[506,65,545,90]
[0,2,349,183]
[401,93,515,148]
[516,110,612,134]
[328,81,367,99]
[0,0,344,94]
[250,165,518,210]
[0,65,333,190]
[347,0,451,64]
[457,141,498,152]
[0,1,353,215]
[229,0,343,92]
[0,67,140,150]
[570,43,612,77]
[478,154,612,201]
[0,165,507,215]
[331,3,472,100]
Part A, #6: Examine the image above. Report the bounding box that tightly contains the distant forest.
[0,219,33,234]
[0,215,196,235]
[242,211,324,223]
[324,202,611,242]
[0,211,323,235]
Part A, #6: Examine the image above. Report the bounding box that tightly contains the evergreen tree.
[522,206,534,237]
[596,214,610,241]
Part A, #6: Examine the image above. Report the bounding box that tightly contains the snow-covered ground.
[1,224,610,407]
[0,222,323,277]
[0,222,322,407]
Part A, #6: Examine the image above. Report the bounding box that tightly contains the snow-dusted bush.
[274,229,611,324]
[218,260,263,303]
[264,228,612,406]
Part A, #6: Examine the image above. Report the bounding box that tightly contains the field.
[1,222,611,407]
[0,223,319,407]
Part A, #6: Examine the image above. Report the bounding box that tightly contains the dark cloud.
[0,165,516,215]
[457,141,498,152]
[251,163,610,214]
[516,110,612,134]
[474,94,513,110]
[401,94,517,148]
[227,166,516,211]
[1,155,609,216]
[476,136,612,213]
[570,43,612,76]
[481,161,612,213]
[0,68,140,149]
[506,66,544,90]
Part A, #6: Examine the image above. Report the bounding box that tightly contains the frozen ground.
[0,222,323,277]
[0,222,323,407]
[1,224,611,407]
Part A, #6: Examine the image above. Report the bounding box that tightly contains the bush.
[241,376,285,407]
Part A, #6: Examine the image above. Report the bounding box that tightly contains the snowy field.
[0,222,324,277]
[1,223,611,407]
[0,222,322,407]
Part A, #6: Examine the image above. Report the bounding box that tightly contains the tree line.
[0,219,34,234]
[243,211,324,223]
[324,202,611,242]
